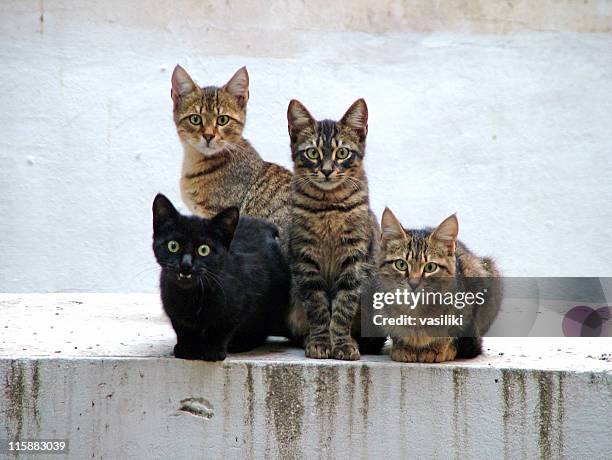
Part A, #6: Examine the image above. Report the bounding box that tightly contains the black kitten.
[152,194,290,361]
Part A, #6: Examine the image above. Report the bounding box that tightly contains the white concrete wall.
[4,356,612,460]
[1,1,611,292]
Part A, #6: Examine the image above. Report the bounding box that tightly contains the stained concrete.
[0,294,610,459]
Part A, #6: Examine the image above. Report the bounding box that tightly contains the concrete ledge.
[1,294,611,459]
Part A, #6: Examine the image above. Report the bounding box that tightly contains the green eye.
[424,262,438,273]
[394,259,408,271]
[167,241,180,253]
[217,115,230,126]
[189,114,202,125]
[336,147,350,160]
[197,244,210,257]
[305,148,319,160]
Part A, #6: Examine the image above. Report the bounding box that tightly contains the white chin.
[191,142,222,156]
[314,180,342,191]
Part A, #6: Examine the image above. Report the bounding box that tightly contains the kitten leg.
[455,336,483,359]
[303,291,332,359]
[292,270,331,358]
[171,322,204,360]
[330,289,361,361]
[390,337,419,363]
[200,326,234,362]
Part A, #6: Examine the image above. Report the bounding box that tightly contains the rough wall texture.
[1,1,611,292]
[1,358,611,459]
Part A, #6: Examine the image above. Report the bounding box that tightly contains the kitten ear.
[171,65,199,105]
[340,98,368,140]
[153,194,179,231]
[222,67,249,107]
[430,214,459,252]
[212,207,240,246]
[287,99,315,140]
[381,207,407,241]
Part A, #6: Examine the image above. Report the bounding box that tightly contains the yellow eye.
[217,115,230,126]
[189,114,202,125]
[336,147,350,160]
[167,241,180,253]
[197,244,210,257]
[394,259,408,271]
[424,262,438,273]
[305,148,319,160]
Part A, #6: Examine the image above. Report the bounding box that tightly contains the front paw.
[332,341,360,361]
[200,348,227,361]
[427,345,457,363]
[174,343,202,360]
[305,338,331,359]
[390,343,456,363]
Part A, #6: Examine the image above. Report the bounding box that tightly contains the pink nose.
[203,134,214,143]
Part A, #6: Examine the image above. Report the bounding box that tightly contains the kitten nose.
[180,254,193,271]
[408,278,420,290]
[203,134,214,144]
[321,168,333,178]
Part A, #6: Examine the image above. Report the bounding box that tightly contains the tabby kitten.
[171,65,292,246]
[152,194,290,361]
[378,208,502,362]
[287,98,384,360]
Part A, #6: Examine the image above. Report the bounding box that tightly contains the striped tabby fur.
[172,65,292,247]
[378,208,502,362]
[286,98,382,360]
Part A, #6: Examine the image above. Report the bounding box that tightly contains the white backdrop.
[1,1,611,292]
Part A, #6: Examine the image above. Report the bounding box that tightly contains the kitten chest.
[314,211,369,286]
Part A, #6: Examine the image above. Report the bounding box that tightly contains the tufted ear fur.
[171,65,199,106]
[340,98,368,141]
[211,207,240,247]
[381,207,407,242]
[430,214,459,253]
[153,193,179,232]
[287,99,316,141]
[222,67,249,107]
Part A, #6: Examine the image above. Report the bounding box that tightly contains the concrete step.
[1,294,610,459]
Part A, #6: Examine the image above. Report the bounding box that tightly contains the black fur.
[152,194,290,361]
[455,337,483,359]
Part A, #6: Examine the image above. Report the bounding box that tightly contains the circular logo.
[562,306,611,337]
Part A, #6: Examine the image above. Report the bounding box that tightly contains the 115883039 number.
[2,439,69,455]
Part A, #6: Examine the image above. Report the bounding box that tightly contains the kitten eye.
[167,241,180,253]
[305,148,319,160]
[336,147,350,160]
[197,244,210,257]
[424,262,438,273]
[217,115,230,126]
[189,114,202,125]
[394,259,408,271]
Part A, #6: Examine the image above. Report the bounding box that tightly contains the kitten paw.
[390,346,418,363]
[332,342,360,361]
[173,344,203,360]
[415,348,457,363]
[200,349,227,361]
[305,340,331,359]
[430,346,457,363]
[391,345,457,363]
